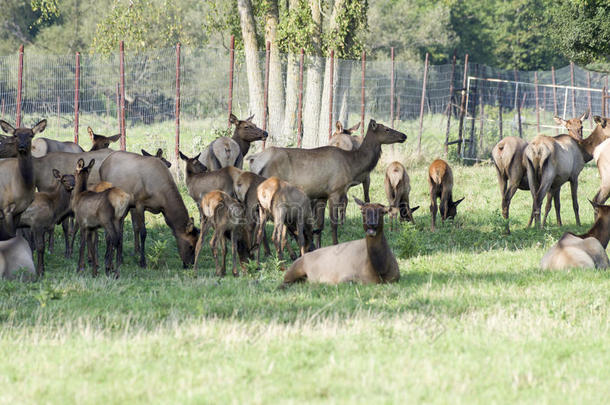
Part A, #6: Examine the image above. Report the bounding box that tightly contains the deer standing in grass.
[428,159,464,231]
[384,161,419,228]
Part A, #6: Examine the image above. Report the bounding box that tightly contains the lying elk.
[524,113,589,228]
[256,176,315,265]
[491,136,529,232]
[198,114,267,170]
[0,119,48,233]
[429,159,464,231]
[384,161,418,228]
[233,170,271,256]
[99,151,199,267]
[0,211,35,281]
[18,170,75,276]
[282,198,399,287]
[72,159,130,277]
[194,190,250,277]
[541,200,610,270]
[250,119,406,246]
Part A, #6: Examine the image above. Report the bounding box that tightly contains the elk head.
[229,114,268,143]
[52,169,75,192]
[142,148,172,168]
[0,119,47,155]
[367,119,407,145]
[440,197,465,221]
[334,121,361,137]
[88,127,121,151]
[179,151,207,175]
[554,111,588,140]
[177,217,199,267]
[354,197,388,237]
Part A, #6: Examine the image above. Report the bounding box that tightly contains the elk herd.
[1,109,610,283]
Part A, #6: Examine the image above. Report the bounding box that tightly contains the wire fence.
[0,43,608,163]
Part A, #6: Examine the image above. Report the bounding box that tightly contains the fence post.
[115,83,120,133]
[498,77,503,140]
[74,51,80,144]
[552,66,558,135]
[16,44,24,128]
[606,76,609,117]
[417,52,429,154]
[119,41,126,151]
[457,53,469,156]
[534,71,539,133]
[297,48,304,148]
[328,49,334,140]
[570,61,576,116]
[57,96,60,137]
[444,51,456,157]
[587,71,592,128]
[175,43,181,161]
[227,35,235,128]
[263,41,270,148]
[361,50,366,136]
[603,85,608,118]
[468,65,478,158]
[390,47,395,128]
[514,69,522,138]
[1,98,4,119]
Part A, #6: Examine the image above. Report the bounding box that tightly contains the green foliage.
[323,0,368,58]
[147,239,169,269]
[276,0,317,53]
[396,222,422,258]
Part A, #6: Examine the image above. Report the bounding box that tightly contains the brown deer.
[541,200,610,270]
[491,136,529,232]
[250,119,406,246]
[524,113,590,228]
[384,161,419,228]
[29,126,120,157]
[99,151,199,268]
[87,127,121,151]
[141,148,171,168]
[71,158,130,277]
[193,190,251,277]
[281,197,399,287]
[18,170,75,276]
[233,170,271,256]
[428,159,464,231]
[0,211,35,281]
[256,177,315,264]
[199,114,267,170]
[0,119,47,233]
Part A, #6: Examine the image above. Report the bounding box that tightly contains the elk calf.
[72,159,130,277]
[233,170,271,256]
[194,191,250,277]
[328,121,370,202]
[428,159,464,231]
[541,200,610,270]
[384,161,418,228]
[282,198,399,286]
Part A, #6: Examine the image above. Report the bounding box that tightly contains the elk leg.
[61,218,72,258]
[542,191,553,227]
[569,179,580,226]
[328,194,342,245]
[297,221,305,257]
[231,230,239,277]
[86,230,98,277]
[312,199,327,249]
[104,229,115,277]
[502,181,519,221]
[34,229,45,278]
[129,208,139,256]
[48,229,55,254]
[362,174,371,203]
[220,234,227,277]
[115,216,125,267]
[553,189,563,227]
[430,190,438,232]
[133,205,147,268]
[77,225,86,273]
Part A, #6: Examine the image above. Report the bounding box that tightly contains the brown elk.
[99,151,199,268]
[29,126,120,157]
[0,211,35,281]
[384,161,419,227]
[142,148,172,168]
[282,197,399,287]
[87,127,121,151]
[198,114,267,170]
[256,176,315,264]
[582,116,610,205]
[233,170,271,256]
[193,190,250,277]
[541,200,610,270]
[18,170,75,276]
[0,119,47,233]
[524,113,590,228]
[71,159,130,277]
[491,136,529,232]
[428,159,464,231]
[250,119,406,246]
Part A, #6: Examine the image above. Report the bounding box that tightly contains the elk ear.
[229,113,239,125]
[553,116,567,127]
[353,196,365,207]
[369,119,378,131]
[178,151,188,161]
[348,122,361,133]
[245,114,254,122]
[186,217,195,233]
[580,110,589,121]
[410,205,420,213]
[108,134,121,143]
[156,148,163,157]
[31,119,47,135]
[589,199,601,209]
[76,158,85,171]
[594,115,606,128]
[52,169,61,179]
[454,197,465,206]
[141,149,152,157]
[0,120,15,135]
[87,126,94,140]
[194,152,202,161]
[335,121,343,133]
[87,159,95,170]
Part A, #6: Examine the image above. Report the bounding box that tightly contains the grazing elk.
[0,212,35,280]
[256,176,315,264]
[524,113,590,228]
[281,198,399,287]
[142,148,172,168]
[541,200,610,270]
[99,151,199,268]
[384,161,419,228]
[250,119,406,246]
[429,159,464,231]
[198,114,268,170]
[194,190,250,277]
[72,159,130,277]
[18,170,75,276]
[491,136,529,232]
[233,170,271,256]
[0,119,47,233]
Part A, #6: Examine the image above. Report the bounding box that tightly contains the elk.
[281,198,399,287]
[250,119,406,246]
[87,127,121,151]
[193,190,250,277]
[142,148,171,168]
[428,159,464,231]
[582,116,610,205]
[0,119,47,233]
[491,136,529,232]
[384,161,419,228]
[198,114,267,170]
[524,113,590,228]
[541,200,610,270]
[18,170,75,276]
[256,176,315,264]
[29,126,120,157]
[99,151,199,268]
[233,170,271,256]
[0,134,16,158]
[0,211,35,281]
[71,158,130,277]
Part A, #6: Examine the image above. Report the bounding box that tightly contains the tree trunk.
[335,59,353,125]
[283,52,299,144]
[302,0,323,147]
[265,0,284,144]
[237,0,264,128]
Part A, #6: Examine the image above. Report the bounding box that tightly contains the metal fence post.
[119,41,126,151]
[444,52,456,157]
[514,69,522,138]
[457,53,469,156]
[16,44,24,128]
[417,52,429,154]
[534,71,539,133]
[228,35,235,128]
[57,96,60,136]
[74,51,80,144]
[328,49,334,140]
[361,50,365,135]
[263,41,270,148]
[570,61,576,116]
[115,83,120,132]
[297,48,304,148]
[498,77,503,140]
[552,66,558,135]
[587,71,592,128]
[175,43,181,161]
[390,47,395,128]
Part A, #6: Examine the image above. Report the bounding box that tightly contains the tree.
[264,0,285,141]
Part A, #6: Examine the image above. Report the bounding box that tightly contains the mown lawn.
[1,149,610,403]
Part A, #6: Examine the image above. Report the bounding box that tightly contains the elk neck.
[232,130,250,156]
[365,219,392,279]
[17,149,34,189]
[579,125,610,162]
[350,129,382,178]
[581,213,610,249]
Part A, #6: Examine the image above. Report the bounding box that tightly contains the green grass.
[3,125,610,403]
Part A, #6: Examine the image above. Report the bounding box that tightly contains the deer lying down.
[541,200,610,270]
[0,235,35,281]
[384,161,419,228]
[282,198,399,286]
[428,159,464,231]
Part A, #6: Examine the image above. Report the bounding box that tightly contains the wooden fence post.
[417,52,429,154]
[119,41,126,151]
[16,44,24,128]
[228,35,235,128]
[534,71,539,133]
[390,47,395,128]
[457,54,469,156]
[174,43,181,161]
[444,51,456,157]
[361,50,366,135]
[297,48,304,148]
